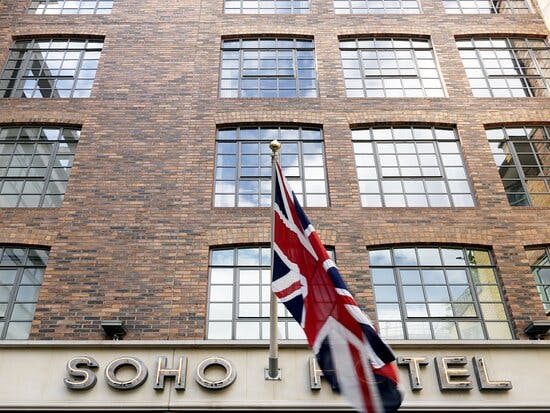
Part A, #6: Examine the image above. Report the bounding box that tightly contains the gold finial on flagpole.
[269,139,281,156]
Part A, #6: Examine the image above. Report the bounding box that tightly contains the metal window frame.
[27,0,114,15]
[333,0,422,13]
[0,126,79,208]
[486,126,550,206]
[0,247,48,340]
[220,38,318,98]
[458,38,550,97]
[526,246,550,313]
[340,38,444,97]
[0,38,102,99]
[370,246,514,340]
[213,126,328,208]
[353,126,475,208]
[206,246,297,341]
[224,0,310,14]
[442,0,532,13]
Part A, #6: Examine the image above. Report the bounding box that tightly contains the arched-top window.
[214,126,328,207]
[0,246,49,340]
[0,126,80,208]
[220,37,317,98]
[0,38,103,98]
[369,245,513,340]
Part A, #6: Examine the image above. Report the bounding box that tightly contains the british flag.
[272,160,402,413]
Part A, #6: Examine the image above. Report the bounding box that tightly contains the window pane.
[353,127,473,208]
[207,246,329,340]
[341,39,444,97]
[214,127,327,208]
[221,38,317,98]
[370,246,511,340]
[0,126,79,208]
[225,0,310,13]
[443,0,530,14]
[460,40,550,98]
[0,40,102,98]
[486,127,550,206]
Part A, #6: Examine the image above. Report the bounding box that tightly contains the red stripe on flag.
[349,343,380,413]
[274,281,302,300]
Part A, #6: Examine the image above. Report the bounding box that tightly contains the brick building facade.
[0,0,550,410]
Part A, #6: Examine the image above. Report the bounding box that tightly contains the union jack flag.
[271,160,402,413]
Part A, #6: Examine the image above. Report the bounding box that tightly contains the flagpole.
[266,139,281,380]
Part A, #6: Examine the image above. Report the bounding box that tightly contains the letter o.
[194,357,236,390]
[105,357,148,390]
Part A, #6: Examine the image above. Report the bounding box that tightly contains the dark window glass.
[0,38,103,98]
[0,126,79,208]
[28,0,113,14]
[215,127,328,207]
[457,38,550,97]
[225,0,309,13]
[0,246,48,339]
[352,127,474,207]
[526,247,550,314]
[370,246,513,340]
[443,0,530,13]
[220,38,317,98]
[334,0,420,13]
[340,38,445,97]
[486,126,550,206]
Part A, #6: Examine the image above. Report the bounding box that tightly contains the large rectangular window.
[369,246,513,340]
[220,38,317,98]
[340,38,445,97]
[0,247,49,339]
[486,126,550,206]
[215,126,328,207]
[443,0,531,13]
[457,38,550,97]
[207,246,306,340]
[352,127,474,207]
[28,0,113,14]
[224,0,309,13]
[526,247,550,314]
[0,38,103,98]
[334,0,420,13]
[0,126,79,208]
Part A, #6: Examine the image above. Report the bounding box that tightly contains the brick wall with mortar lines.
[0,0,548,340]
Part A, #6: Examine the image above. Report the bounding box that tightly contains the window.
[352,127,474,207]
[215,126,328,207]
[0,126,79,208]
[220,38,317,98]
[207,246,308,340]
[0,246,48,339]
[334,0,420,14]
[443,0,531,13]
[225,0,309,13]
[369,246,513,340]
[526,247,550,314]
[457,38,550,97]
[340,38,445,97]
[486,126,550,206]
[27,0,113,14]
[0,38,103,98]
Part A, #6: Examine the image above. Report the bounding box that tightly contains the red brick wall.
[0,0,548,340]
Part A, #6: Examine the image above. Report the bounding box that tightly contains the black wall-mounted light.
[101,320,128,340]
[523,321,550,340]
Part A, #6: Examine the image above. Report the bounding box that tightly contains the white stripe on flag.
[344,304,385,369]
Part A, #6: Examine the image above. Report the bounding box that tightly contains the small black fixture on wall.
[101,320,128,340]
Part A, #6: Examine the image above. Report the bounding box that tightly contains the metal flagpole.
[266,139,281,380]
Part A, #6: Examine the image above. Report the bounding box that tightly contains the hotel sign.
[0,341,548,410]
[64,353,512,393]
